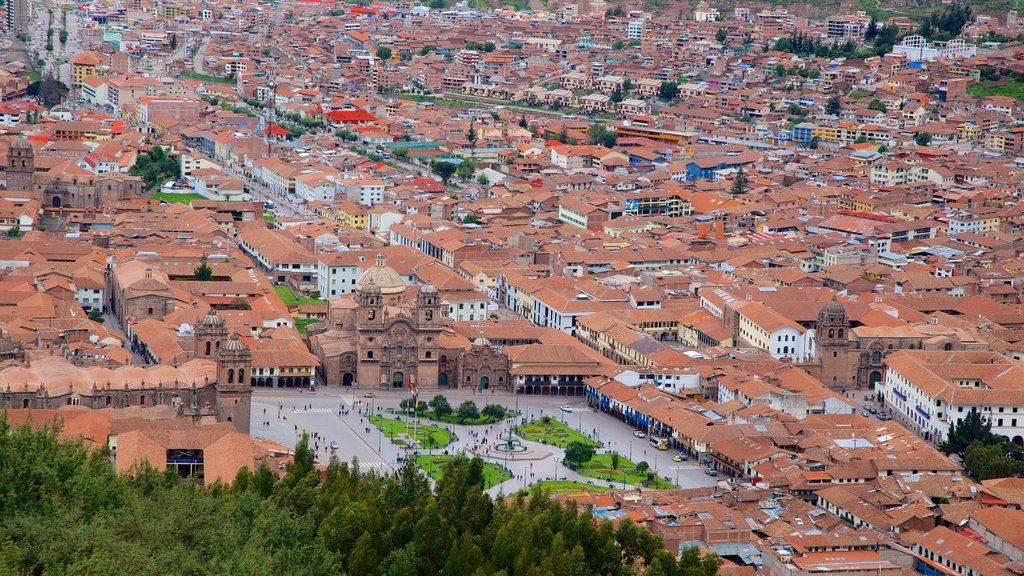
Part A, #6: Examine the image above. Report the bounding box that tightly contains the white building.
[627,18,644,40]
[733,300,815,361]
[881,350,1024,445]
[893,36,976,62]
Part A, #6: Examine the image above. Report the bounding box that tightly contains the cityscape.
[1,0,1023,574]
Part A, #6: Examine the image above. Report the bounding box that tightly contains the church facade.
[4,136,143,208]
[311,254,511,391]
[0,310,252,433]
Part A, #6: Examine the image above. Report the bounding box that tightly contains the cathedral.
[4,136,143,208]
[0,310,252,433]
[311,253,511,391]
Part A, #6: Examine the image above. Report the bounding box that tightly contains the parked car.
[364,391,376,398]
[704,468,718,477]
[560,405,573,413]
[633,430,646,438]
[867,406,877,414]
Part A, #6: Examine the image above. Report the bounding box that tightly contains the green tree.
[226,298,251,310]
[867,99,887,112]
[563,441,596,468]
[914,132,933,146]
[393,147,409,159]
[730,166,748,195]
[476,173,488,186]
[611,452,621,470]
[940,410,997,456]
[825,94,842,116]
[432,161,456,184]
[588,123,618,148]
[462,213,480,225]
[456,160,475,181]
[481,404,506,420]
[376,47,393,61]
[6,225,20,237]
[194,253,213,281]
[429,394,453,418]
[613,40,624,50]
[658,81,678,100]
[964,441,1017,480]
[635,460,650,473]
[456,401,479,422]
[864,16,878,41]
[87,308,104,323]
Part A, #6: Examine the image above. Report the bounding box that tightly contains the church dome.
[819,297,846,317]
[199,310,226,327]
[420,284,439,295]
[472,336,491,348]
[222,334,248,351]
[9,137,32,151]
[356,253,405,295]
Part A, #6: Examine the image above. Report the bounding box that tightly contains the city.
[0,0,1023,574]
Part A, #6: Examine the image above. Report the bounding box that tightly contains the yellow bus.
[650,437,668,450]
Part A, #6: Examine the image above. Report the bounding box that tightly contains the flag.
[409,374,418,405]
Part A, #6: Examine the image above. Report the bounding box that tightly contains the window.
[367,350,374,359]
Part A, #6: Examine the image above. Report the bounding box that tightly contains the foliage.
[28,74,68,107]
[130,146,180,191]
[964,441,1017,480]
[611,453,620,470]
[658,81,678,101]
[515,418,597,448]
[914,132,933,147]
[415,454,510,486]
[462,213,480,225]
[481,404,507,420]
[563,441,596,468]
[6,225,20,238]
[867,99,887,112]
[825,95,842,116]
[456,160,475,181]
[273,285,321,306]
[918,3,973,40]
[226,298,251,310]
[730,166,748,196]
[432,161,456,184]
[456,400,480,422]
[939,411,997,456]
[588,124,618,148]
[376,47,393,61]
[194,253,213,281]
[428,394,453,419]
[636,461,650,473]
[368,415,454,448]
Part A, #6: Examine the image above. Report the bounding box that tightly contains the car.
[678,453,688,461]
[330,441,338,450]
[867,406,877,414]
[877,414,891,421]
[633,430,646,438]
[560,405,573,413]
[862,403,871,410]
[364,391,376,398]
[672,455,681,462]
[704,468,718,477]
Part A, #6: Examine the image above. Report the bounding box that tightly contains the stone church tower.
[6,137,34,192]
[195,310,229,359]
[215,334,252,434]
[816,297,852,390]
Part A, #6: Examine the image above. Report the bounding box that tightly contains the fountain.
[494,432,527,453]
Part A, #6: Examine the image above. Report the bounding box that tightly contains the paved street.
[252,388,718,496]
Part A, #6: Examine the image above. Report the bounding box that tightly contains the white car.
[560,405,572,413]
[633,430,645,438]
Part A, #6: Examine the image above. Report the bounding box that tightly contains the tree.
[462,214,480,225]
[730,166,748,196]
[429,394,453,418]
[226,298,251,310]
[36,74,67,107]
[940,410,997,456]
[87,308,104,323]
[456,400,479,422]
[518,115,527,128]
[964,441,1017,480]
[481,404,506,420]
[194,253,213,281]
[825,94,842,116]
[611,452,620,470]
[170,33,178,50]
[456,160,475,181]
[432,161,456,184]
[482,41,495,52]
[867,99,887,112]
[613,40,624,50]
[6,225,20,238]
[476,173,488,186]
[588,123,617,148]
[914,132,933,147]
[864,16,878,41]
[635,460,650,473]
[563,441,596,468]
[658,81,678,100]
[715,29,727,43]
[376,47,393,61]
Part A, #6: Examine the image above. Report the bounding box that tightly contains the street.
[252,388,718,496]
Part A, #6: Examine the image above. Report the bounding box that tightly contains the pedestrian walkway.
[356,461,393,472]
[293,408,337,415]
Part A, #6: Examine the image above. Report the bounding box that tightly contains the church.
[310,253,511,391]
[4,136,143,208]
[0,310,253,434]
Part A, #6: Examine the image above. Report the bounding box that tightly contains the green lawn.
[182,70,234,84]
[150,192,206,204]
[415,455,510,487]
[401,409,511,426]
[263,212,275,222]
[273,285,321,306]
[573,453,674,489]
[967,79,1024,102]
[529,481,611,495]
[369,415,454,449]
[294,318,320,334]
[515,417,597,448]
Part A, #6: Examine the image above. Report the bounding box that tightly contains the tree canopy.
[0,418,722,575]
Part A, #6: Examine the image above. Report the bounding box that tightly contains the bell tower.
[216,334,252,433]
[816,297,852,389]
[195,309,229,359]
[416,284,446,329]
[6,137,34,192]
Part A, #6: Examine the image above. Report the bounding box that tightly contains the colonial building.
[310,253,511,391]
[3,136,143,209]
[0,310,252,434]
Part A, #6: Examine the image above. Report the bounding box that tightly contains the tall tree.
[940,410,996,456]
[194,253,213,281]
[730,166,748,195]
[825,94,842,116]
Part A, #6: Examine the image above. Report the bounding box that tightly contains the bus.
[650,437,668,450]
